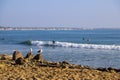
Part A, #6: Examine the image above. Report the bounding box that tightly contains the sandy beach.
[0,51,120,80]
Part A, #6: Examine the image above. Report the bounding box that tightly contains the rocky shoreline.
[0,51,120,80]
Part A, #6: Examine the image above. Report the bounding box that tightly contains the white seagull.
[37,49,43,53]
[30,48,32,52]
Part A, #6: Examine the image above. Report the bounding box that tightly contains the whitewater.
[31,40,120,50]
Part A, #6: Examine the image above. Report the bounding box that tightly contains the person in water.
[52,40,55,44]
[87,38,91,42]
[82,37,85,40]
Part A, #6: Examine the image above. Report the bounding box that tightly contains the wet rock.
[108,67,115,71]
[74,65,83,69]
[33,53,43,62]
[97,67,120,73]
[15,57,25,65]
[62,61,69,65]
[69,65,82,69]
[39,63,48,67]
[58,61,70,68]
[25,52,34,60]
[12,51,24,60]
[97,67,108,72]
[84,66,93,70]
[108,67,120,72]
[48,62,59,67]
[115,69,120,72]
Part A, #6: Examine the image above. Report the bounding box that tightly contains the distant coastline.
[0,26,120,30]
[0,26,82,30]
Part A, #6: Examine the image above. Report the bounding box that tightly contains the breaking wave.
[20,40,32,45]
[21,40,120,50]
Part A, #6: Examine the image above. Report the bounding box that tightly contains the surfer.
[87,38,91,44]
[1,38,5,40]
[52,40,55,44]
[87,38,91,42]
[82,37,85,40]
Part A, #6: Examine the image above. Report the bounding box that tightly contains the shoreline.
[0,52,120,79]
[1,26,120,31]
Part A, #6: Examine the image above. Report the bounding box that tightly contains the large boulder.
[15,57,25,65]
[33,53,43,62]
[12,50,24,60]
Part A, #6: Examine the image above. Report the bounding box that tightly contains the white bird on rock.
[30,48,32,52]
[37,49,43,53]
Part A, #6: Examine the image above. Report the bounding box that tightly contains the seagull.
[37,49,43,53]
[30,48,32,52]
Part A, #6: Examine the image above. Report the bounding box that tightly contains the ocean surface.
[0,29,120,68]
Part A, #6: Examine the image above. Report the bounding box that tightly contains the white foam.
[31,40,120,50]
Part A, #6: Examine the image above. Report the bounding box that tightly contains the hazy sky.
[0,0,120,28]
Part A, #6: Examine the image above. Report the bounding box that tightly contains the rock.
[12,50,24,60]
[97,67,108,72]
[0,54,12,60]
[15,57,25,65]
[59,61,70,68]
[108,67,115,71]
[33,53,43,62]
[25,52,34,60]
[69,65,82,69]
[74,65,83,69]
[84,66,93,69]
[39,63,48,67]
[48,62,59,67]
[115,69,120,72]
[62,61,69,65]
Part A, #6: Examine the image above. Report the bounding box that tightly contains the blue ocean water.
[0,29,120,68]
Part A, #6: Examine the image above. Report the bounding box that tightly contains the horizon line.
[0,26,120,30]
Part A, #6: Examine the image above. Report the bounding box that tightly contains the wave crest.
[30,40,120,50]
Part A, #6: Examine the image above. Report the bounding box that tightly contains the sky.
[0,0,120,28]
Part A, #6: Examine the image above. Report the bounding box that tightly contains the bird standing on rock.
[25,48,33,59]
[33,48,43,63]
[37,49,43,54]
[30,48,32,53]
